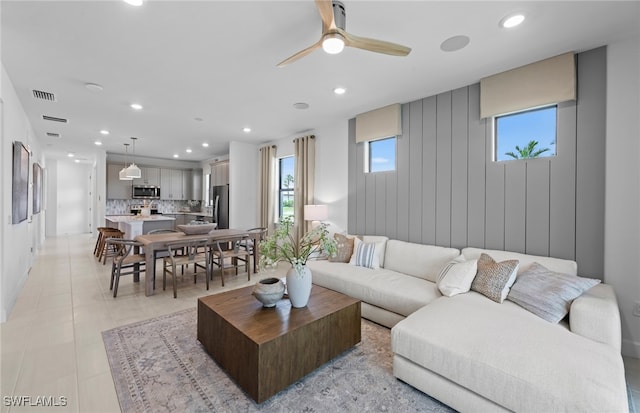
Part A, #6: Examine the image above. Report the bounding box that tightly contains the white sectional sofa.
[307,237,629,413]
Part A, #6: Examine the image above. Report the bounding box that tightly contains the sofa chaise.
[307,236,628,413]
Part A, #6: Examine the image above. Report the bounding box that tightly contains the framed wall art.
[33,162,43,215]
[12,141,29,224]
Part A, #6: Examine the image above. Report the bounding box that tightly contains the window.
[204,173,211,206]
[366,137,396,173]
[278,156,294,219]
[494,105,557,161]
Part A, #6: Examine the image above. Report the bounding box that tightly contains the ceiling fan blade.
[315,0,335,32]
[339,28,411,56]
[276,40,322,68]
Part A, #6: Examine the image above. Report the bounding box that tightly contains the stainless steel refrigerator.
[211,184,229,229]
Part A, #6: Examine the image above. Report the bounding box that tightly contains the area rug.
[102,308,455,413]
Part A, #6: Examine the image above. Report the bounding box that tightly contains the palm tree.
[505,140,550,159]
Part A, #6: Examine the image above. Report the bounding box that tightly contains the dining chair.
[146,229,184,288]
[162,238,210,298]
[210,235,251,287]
[236,227,267,273]
[108,239,146,298]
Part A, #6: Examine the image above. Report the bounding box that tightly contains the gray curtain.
[258,145,277,234]
[293,135,315,241]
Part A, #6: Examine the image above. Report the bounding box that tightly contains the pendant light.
[119,143,133,181]
[125,137,142,179]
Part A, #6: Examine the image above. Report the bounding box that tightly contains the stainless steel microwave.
[132,185,160,199]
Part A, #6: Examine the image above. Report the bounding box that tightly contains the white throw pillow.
[349,237,381,269]
[436,257,478,297]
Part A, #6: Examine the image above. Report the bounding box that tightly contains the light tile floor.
[1,234,639,412]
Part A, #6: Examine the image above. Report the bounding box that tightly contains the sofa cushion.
[383,240,460,282]
[507,262,601,323]
[349,237,382,269]
[307,260,441,316]
[329,233,354,263]
[470,253,519,303]
[391,292,628,413]
[436,257,478,297]
[462,247,577,276]
[361,235,389,267]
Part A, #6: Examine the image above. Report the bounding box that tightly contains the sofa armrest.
[569,283,622,351]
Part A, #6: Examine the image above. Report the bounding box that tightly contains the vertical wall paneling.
[575,47,606,278]
[549,101,577,261]
[450,87,470,249]
[421,96,438,245]
[408,100,424,243]
[466,84,487,248]
[435,92,453,246]
[526,159,551,256]
[504,161,527,253]
[347,118,358,233]
[347,48,605,276]
[396,103,411,241]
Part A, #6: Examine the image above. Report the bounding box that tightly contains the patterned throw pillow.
[329,233,355,263]
[507,262,601,323]
[349,237,381,269]
[436,257,478,297]
[470,253,519,303]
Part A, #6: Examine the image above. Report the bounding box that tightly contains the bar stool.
[94,227,110,257]
[98,228,125,264]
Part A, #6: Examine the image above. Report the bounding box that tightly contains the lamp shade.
[119,167,133,181]
[304,204,328,221]
[125,163,141,179]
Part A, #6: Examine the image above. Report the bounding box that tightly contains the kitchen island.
[105,215,176,240]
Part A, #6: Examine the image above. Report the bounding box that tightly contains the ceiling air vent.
[42,115,68,123]
[46,132,61,138]
[33,89,56,101]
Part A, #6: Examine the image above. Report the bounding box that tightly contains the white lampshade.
[119,167,133,181]
[125,163,141,179]
[304,204,328,221]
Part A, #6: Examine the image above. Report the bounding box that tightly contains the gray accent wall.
[348,47,606,278]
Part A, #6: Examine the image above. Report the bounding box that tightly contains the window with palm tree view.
[279,156,294,219]
[495,105,557,162]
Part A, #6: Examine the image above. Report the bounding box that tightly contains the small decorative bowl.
[252,278,285,308]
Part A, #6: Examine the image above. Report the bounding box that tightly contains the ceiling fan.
[277,0,411,68]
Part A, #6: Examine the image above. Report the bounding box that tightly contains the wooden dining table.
[135,229,258,296]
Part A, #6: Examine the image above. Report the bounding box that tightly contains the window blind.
[355,103,402,143]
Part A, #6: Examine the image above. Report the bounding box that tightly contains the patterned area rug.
[102,308,455,412]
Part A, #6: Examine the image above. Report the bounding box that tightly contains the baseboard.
[0,268,29,324]
[622,338,640,358]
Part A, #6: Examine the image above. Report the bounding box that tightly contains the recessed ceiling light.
[94,141,102,146]
[67,153,74,158]
[123,0,143,6]
[186,148,192,153]
[173,154,179,158]
[333,87,346,95]
[500,13,525,29]
[85,83,104,92]
[130,103,143,110]
[440,35,470,52]
[202,143,209,148]
[243,127,251,133]
[100,129,109,135]
[74,159,80,163]
[293,102,310,110]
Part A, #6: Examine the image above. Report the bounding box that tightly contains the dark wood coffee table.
[197,284,361,403]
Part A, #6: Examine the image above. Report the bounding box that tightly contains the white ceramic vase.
[286,265,312,308]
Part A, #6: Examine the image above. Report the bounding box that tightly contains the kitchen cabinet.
[133,167,160,186]
[210,161,229,186]
[107,164,132,199]
[160,168,195,200]
[182,170,193,200]
[191,169,203,200]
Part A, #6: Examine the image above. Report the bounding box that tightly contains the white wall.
[228,141,258,229]
[0,64,44,322]
[605,33,640,358]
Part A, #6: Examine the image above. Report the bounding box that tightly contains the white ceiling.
[2,1,638,163]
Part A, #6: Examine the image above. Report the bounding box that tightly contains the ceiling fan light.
[125,163,142,178]
[322,34,345,54]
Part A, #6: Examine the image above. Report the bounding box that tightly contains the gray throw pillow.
[507,262,601,323]
[470,253,519,303]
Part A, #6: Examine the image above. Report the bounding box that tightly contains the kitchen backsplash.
[106,199,206,215]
